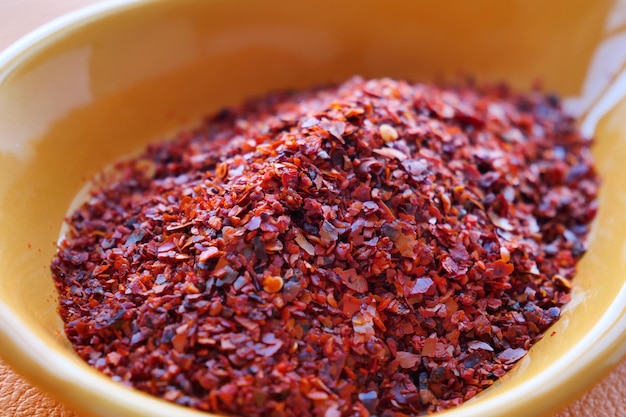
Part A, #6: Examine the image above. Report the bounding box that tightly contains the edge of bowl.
[0,0,140,81]
[0,2,218,416]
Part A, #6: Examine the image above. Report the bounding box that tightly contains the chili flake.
[52,77,598,416]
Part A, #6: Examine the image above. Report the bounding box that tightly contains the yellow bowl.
[1,1,626,416]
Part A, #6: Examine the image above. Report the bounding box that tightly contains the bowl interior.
[0,0,625,416]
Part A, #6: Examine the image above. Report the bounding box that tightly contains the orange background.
[0,1,624,416]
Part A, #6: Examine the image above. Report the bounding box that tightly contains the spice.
[52,77,598,416]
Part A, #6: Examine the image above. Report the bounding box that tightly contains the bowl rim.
[0,1,625,416]
[0,0,138,80]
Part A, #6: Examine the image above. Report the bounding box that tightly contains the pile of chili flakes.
[52,77,598,417]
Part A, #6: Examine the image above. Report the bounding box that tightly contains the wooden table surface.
[0,1,624,416]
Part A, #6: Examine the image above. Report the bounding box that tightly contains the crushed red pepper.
[52,77,598,416]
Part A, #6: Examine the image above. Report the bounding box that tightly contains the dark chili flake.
[51,77,598,417]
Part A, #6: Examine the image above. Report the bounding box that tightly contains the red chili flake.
[352,311,375,341]
[319,221,339,246]
[372,147,408,161]
[255,338,284,357]
[422,337,438,358]
[441,256,460,275]
[410,277,434,295]
[305,391,329,401]
[244,216,262,231]
[488,260,515,279]
[340,294,362,317]
[91,264,110,276]
[402,159,428,178]
[339,269,368,293]
[51,77,598,417]
[262,275,284,294]
[294,232,315,256]
[172,333,189,353]
[198,246,220,262]
[396,351,421,369]
[387,224,417,257]
[497,348,527,365]
[324,404,341,417]
[467,341,494,352]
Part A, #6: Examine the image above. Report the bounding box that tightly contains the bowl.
[1,1,626,416]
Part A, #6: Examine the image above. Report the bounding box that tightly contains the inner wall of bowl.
[0,0,622,414]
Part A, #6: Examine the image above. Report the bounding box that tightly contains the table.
[0,1,624,416]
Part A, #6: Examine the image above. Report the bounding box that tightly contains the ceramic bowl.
[0,1,625,416]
